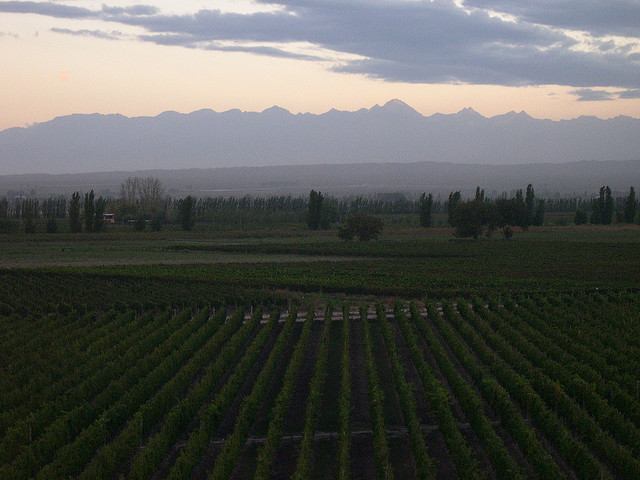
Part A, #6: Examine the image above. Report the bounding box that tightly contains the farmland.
[1,224,640,479]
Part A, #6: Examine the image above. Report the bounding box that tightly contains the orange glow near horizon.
[1,8,640,132]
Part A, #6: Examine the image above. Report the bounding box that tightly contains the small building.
[103,213,116,224]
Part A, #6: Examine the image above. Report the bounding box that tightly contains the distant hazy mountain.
[1,100,639,175]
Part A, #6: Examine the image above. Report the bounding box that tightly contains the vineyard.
[2,287,640,479]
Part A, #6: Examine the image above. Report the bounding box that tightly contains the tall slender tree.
[446,191,461,226]
[69,192,82,233]
[307,190,324,230]
[179,195,195,231]
[603,186,613,225]
[624,186,637,223]
[525,184,535,227]
[591,186,613,224]
[513,189,529,228]
[24,202,36,234]
[84,190,95,232]
[93,196,106,232]
[591,187,603,224]
[532,199,545,226]
[419,192,433,227]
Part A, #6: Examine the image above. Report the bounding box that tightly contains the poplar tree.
[93,196,106,232]
[446,191,461,226]
[69,192,82,233]
[24,202,36,234]
[525,184,535,226]
[624,186,637,223]
[179,195,195,231]
[532,199,545,226]
[591,186,613,224]
[84,190,95,232]
[603,186,613,225]
[419,192,433,227]
[307,190,324,230]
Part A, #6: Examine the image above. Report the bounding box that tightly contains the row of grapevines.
[292,306,333,480]
[207,308,299,480]
[565,292,640,350]
[360,305,394,480]
[378,304,436,480]
[511,296,640,429]
[425,301,566,480]
[0,309,177,469]
[164,308,281,480]
[78,307,252,479]
[29,308,218,480]
[546,295,640,379]
[412,301,526,479]
[519,295,640,414]
[337,305,352,480]
[460,300,640,479]
[482,297,640,456]
[442,300,608,480]
[400,303,498,480]
[1,311,95,386]
[253,309,315,480]
[0,311,109,411]
[0,309,153,436]
[125,306,265,479]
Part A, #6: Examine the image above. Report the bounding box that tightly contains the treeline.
[445,185,545,238]
[1,177,638,234]
[574,186,638,225]
[443,184,639,237]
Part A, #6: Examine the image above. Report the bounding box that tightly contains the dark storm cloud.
[208,44,324,62]
[463,0,640,38]
[0,1,156,18]
[618,89,640,99]
[100,5,158,16]
[51,27,121,40]
[138,32,322,61]
[571,87,640,102]
[570,88,615,101]
[2,0,640,88]
[0,1,93,18]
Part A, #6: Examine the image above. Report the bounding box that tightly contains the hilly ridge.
[2,159,640,199]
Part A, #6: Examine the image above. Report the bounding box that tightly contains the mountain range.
[1,100,639,176]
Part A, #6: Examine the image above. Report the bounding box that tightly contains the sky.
[1,0,640,131]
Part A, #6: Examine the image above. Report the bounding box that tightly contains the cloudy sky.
[1,0,640,130]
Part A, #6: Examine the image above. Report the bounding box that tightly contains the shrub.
[150,215,163,232]
[46,218,58,234]
[451,200,485,239]
[134,215,146,231]
[338,213,383,242]
[0,219,19,234]
[574,210,588,225]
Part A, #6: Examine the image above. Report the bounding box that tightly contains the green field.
[2,223,640,300]
[1,223,639,479]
